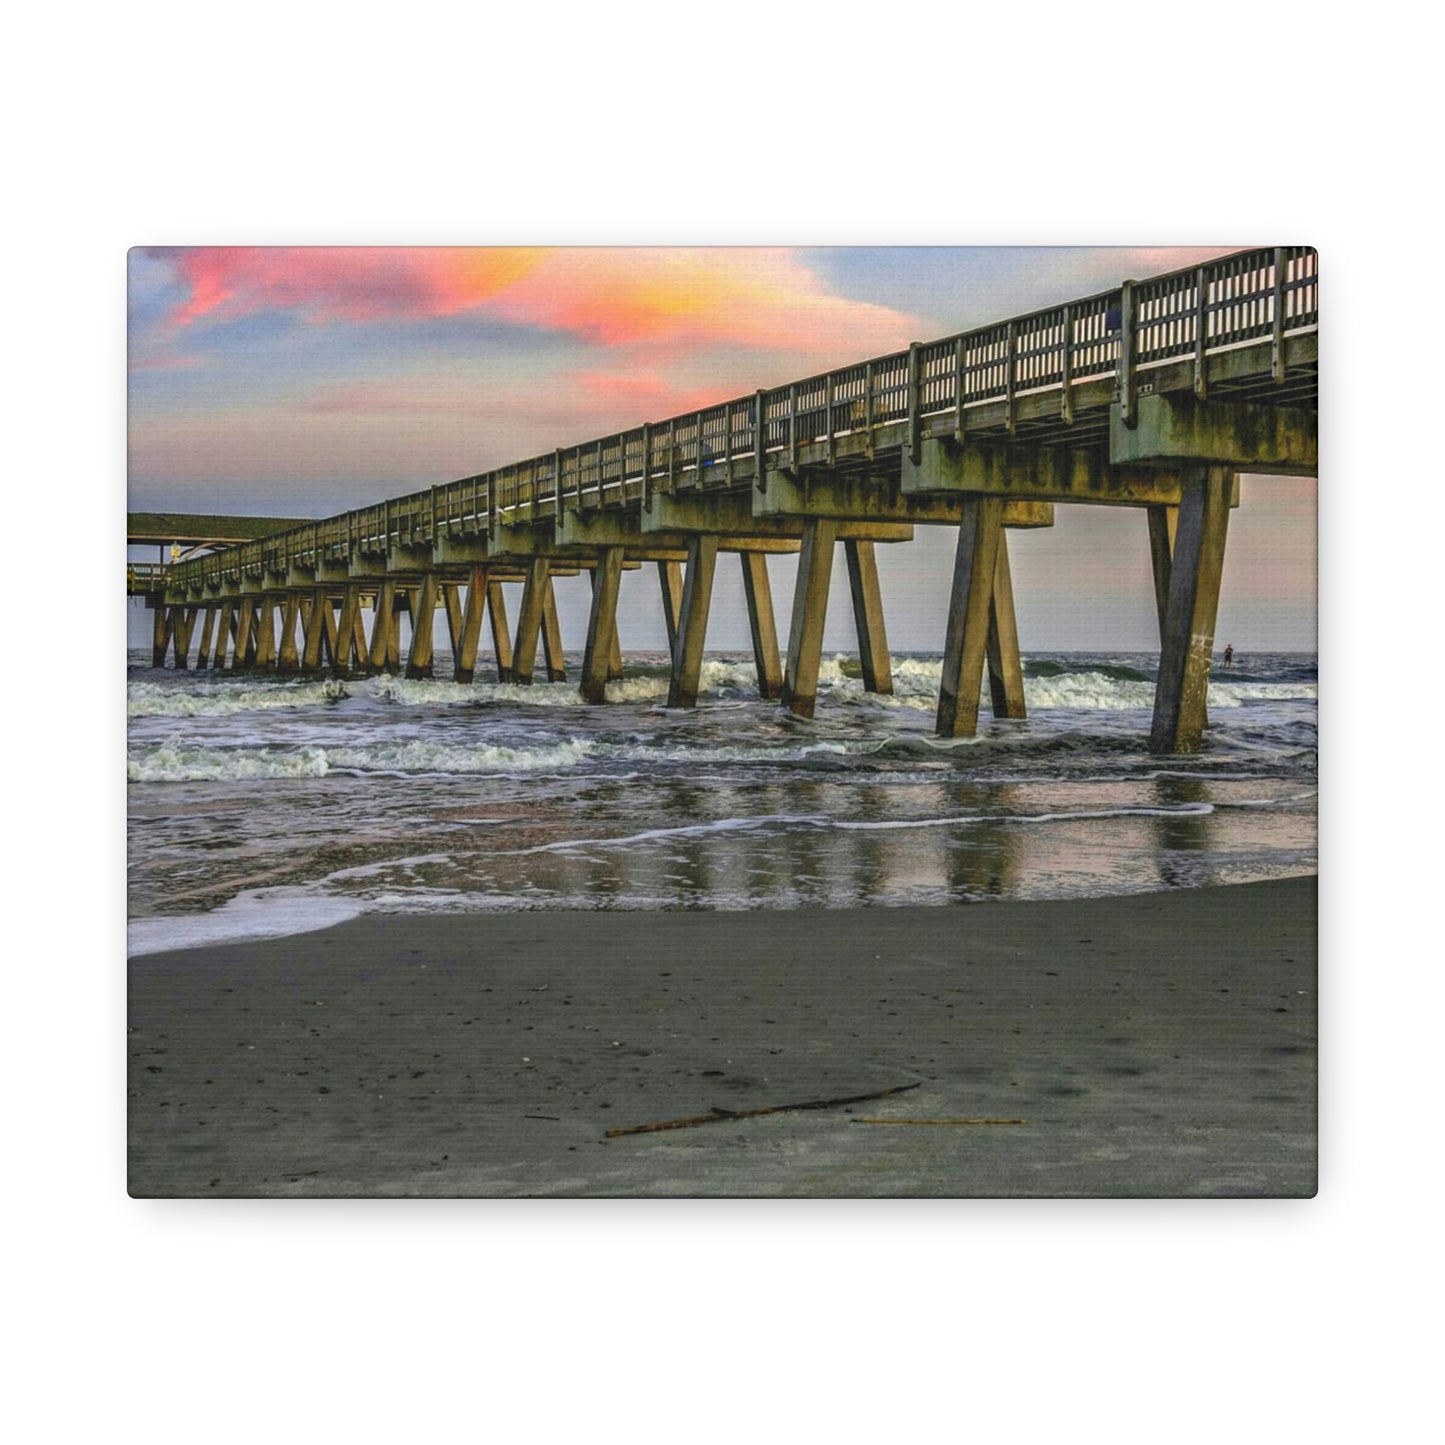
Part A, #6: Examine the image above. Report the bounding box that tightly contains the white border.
[10,6,1429,1440]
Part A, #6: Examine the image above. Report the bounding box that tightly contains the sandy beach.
[128,876,1316,1197]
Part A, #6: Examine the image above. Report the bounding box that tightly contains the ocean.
[125,646,1317,956]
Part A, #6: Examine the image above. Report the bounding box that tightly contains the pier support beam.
[668,535,719,709]
[405,573,440,679]
[512,559,551,685]
[368,579,397,674]
[254,598,278,670]
[984,530,1026,719]
[843,539,892,695]
[151,605,171,668]
[454,567,487,683]
[740,552,783,700]
[658,560,683,659]
[541,576,566,682]
[1150,468,1233,754]
[582,547,624,704]
[348,596,367,674]
[488,577,514,681]
[332,586,360,675]
[937,497,1004,737]
[237,601,261,670]
[302,590,328,672]
[213,603,238,670]
[171,607,198,669]
[442,583,464,666]
[1146,504,1204,729]
[195,606,217,670]
[277,594,302,672]
[782,518,839,719]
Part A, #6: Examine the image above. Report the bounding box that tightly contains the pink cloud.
[156,247,547,328]
[150,247,923,361]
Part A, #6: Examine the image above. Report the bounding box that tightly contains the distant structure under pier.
[131,247,1316,754]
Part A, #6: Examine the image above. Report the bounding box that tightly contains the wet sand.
[128,877,1316,1197]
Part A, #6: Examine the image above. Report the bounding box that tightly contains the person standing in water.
[1223,644,1234,668]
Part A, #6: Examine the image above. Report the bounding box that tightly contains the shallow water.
[126,648,1317,952]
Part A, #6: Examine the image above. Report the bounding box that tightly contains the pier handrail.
[162,246,1316,591]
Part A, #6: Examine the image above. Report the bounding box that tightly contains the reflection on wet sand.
[1153,774,1215,888]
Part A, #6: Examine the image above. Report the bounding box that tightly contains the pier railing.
[165,246,1316,593]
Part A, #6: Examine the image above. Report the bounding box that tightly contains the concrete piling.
[668,535,720,709]
[488,579,514,682]
[367,579,396,674]
[984,531,1027,720]
[937,497,1004,738]
[658,560,684,660]
[843,538,892,696]
[405,573,440,679]
[582,547,624,704]
[301,590,327,672]
[277,594,302,672]
[454,566,487,683]
[254,598,277,670]
[151,605,171,668]
[782,518,839,720]
[333,586,361,676]
[1146,503,1205,729]
[740,551,783,700]
[196,606,217,671]
[540,576,567,682]
[512,559,551,685]
[1150,467,1233,754]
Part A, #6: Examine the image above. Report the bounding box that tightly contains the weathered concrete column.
[368,579,397,673]
[582,547,625,704]
[442,583,464,665]
[512,559,551,684]
[405,573,440,679]
[195,606,218,671]
[212,602,237,670]
[334,586,362,676]
[387,590,409,673]
[937,497,1004,737]
[658,560,684,659]
[782,518,839,719]
[237,601,261,670]
[171,607,198,670]
[740,551,783,700]
[454,566,487,683]
[984,530,1027,719]
[254,598,278,669]
[151,605,172,668]
[321,596,339,670]
[1146,505,1179,630]
[488,579,514,682]
[668,535,720,709]
[541,577,567,682]
[302,590,328,672]
[1146,504,1205,729]
[277,593,302,672]
[1150,468,1233,754]
[843,538,892,695]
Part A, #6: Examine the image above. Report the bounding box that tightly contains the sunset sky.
[127,246,1316,653]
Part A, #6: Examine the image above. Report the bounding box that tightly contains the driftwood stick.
[604,1082,922,1139]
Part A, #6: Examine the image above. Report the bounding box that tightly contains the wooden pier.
[130,247,1317,753]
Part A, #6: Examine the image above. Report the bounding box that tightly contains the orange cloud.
[153,246,921,360]
[494,249,919,356]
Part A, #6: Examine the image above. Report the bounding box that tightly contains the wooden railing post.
[1118,279,1138,428]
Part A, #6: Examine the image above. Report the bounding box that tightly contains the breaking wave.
[127,678,349,717]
